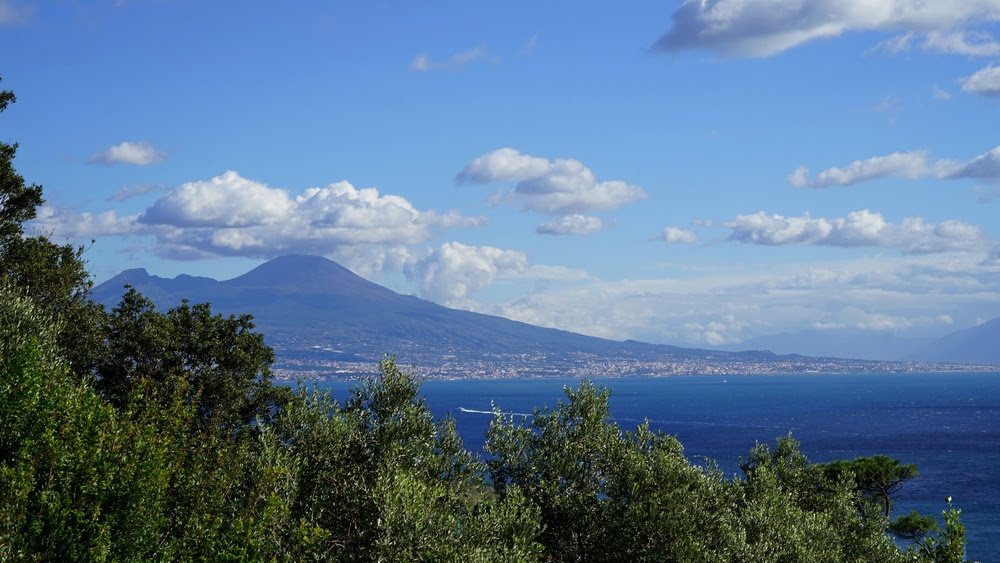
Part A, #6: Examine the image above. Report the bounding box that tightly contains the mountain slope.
[93,256,723,357]
[91,255,938,378]
[907,318,1000,364]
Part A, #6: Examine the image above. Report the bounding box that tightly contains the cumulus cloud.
[660,226,698,244]
[404,242,528,306]
[791,145,1000,188]
[31,206,139,238]
[725,209,986,254]
[141,171,292,228]
[89,141,166,166]
[653,0,1000,58]
[329,244,415,280]
[682,316,748,346]
[44,171,485,260]
[961,64,1000,97]
[411,47,486,71]
[457,148,551,183]
[790,151,958,188]
[458,148,647,216]
[951,146,1000,180]
[536,214,604,235]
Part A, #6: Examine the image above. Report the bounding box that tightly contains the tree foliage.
[93,286,281,432]
[819,454,919,517]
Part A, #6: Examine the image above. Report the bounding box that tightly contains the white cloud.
[47,171,484,260]
[411,47,486,72]
[924,30,1000,56]
[653,0,1000,57]
[682,316,749,345]
[725,209,986,254]
[787,166,810,187]
[458,148,647,216]
[849,309,953,331]
[950,146,1000,180]
[89,141,166,166]
[791,145,1000,188]
[536,214,604,235]
[457,147,552,183]
[404,242,528,306]
[31,206,139,238]
[660,226,698,244]
[141,171,292,228]
[871,30,1000,56]
[490,253,1000,347]
[329,245,415,280]
[961,64,1000,97]
[423,210,490,229]
[790,151,958,188]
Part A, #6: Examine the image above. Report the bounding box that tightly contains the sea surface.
[311,372,1000,561]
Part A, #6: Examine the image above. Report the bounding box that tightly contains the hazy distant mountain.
[93,255,798,377]
[718,330,931,361]
[907,318,1000,364]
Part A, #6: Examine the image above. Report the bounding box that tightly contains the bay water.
[313,372,1000,560]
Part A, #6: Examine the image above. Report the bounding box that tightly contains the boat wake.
[459,407,531,417]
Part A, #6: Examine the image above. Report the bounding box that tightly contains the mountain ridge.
[907,318,1000,364]
[91,255,988,378]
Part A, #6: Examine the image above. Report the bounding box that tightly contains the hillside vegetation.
[1,80,967,561]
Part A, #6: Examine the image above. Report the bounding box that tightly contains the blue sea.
[312,372,1000,561]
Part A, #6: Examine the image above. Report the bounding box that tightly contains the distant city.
[270,338,996,382]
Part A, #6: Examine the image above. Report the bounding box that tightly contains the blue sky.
[3,0,1000,347]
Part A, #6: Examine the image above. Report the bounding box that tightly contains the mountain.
[91,255,953,379]
[907,318,1000,364]
[96,256,667,354]
[717,330,931,362]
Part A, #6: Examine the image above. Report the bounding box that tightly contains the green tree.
[890,499,967,562]
[94,286,282,432]
[0,287,178,560]
[0,81,41,245]
[819,454,919,518]
[733,435,904,562]
[275,357,542,560]
[486,381,733,562]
